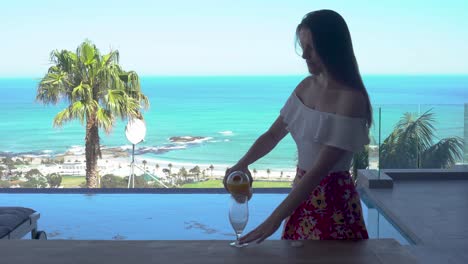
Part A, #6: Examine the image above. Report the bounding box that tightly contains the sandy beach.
[0,150,299,183]
[1,144,380,185]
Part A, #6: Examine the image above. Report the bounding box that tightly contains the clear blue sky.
[0,0,467,76]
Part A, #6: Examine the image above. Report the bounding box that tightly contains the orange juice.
[226,172,252,198]
[227,182,250,196]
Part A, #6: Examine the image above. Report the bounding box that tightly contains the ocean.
[1,75,467,170]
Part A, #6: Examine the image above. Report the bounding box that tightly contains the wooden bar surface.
[0,239,417,264]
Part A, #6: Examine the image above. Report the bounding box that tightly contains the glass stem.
[236,233,241,244]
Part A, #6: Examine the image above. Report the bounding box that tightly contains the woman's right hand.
[223,163,253,191]
[223,163,253,202]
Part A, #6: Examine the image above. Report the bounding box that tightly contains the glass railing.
[375,103,466,176]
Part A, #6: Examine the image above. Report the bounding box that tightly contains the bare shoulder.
[294,75,316,96]
[337,88,368,119]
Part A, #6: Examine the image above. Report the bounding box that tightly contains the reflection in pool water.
[0,193,410,244]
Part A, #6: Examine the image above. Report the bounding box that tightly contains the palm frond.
[71,82,93,101]
[138,94,150,110]
[104,89,126,117]
[53,108,72,127]
[50,50,77,73]
[380,109,439,169]
[121,71,149,109]
[101,50,119,67]
[379,130,413,168]
[421,137,464,168]
[379,108,464,170]
[36,72,67,104]
[85,100,99,118]
[96,107,114,134]
[77,40,99,66]
[395,110,436,152]
[69,100,87,124]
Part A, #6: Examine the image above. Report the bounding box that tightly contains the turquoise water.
[0,193,409,244]
[1,75,467,169]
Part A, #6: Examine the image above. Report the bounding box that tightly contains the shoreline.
[0,148,299,181]
[1,144,380,183]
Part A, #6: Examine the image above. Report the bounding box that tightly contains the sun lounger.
[0,207,47,240]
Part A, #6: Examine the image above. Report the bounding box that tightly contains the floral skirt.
[281,168,369,240]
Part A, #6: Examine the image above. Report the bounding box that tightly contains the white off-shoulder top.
[280,92,370,172]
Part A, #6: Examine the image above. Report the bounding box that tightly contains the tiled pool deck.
[358,169,468,264]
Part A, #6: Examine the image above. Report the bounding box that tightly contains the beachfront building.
[58,162,112,177]
[58,162,86,176]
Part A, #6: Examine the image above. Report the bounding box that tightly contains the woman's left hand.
[239,214,283,244]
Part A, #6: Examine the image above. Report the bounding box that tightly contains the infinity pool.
[0,193,410,244]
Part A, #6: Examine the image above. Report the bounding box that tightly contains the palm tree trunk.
[85,117,100,188]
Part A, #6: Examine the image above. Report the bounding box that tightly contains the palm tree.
[209,164,214,178]
[155,164,160,171]
[266,169,271,179]
[142,160,147,172]
[178,167,188,183]
[162,168,170,177]
[168,163,173,176]
[253,168,257,179]
[380,109,464,169]
[36,40,149,188]
[189,166,201,181]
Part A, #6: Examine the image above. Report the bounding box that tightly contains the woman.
[224,9,371,243]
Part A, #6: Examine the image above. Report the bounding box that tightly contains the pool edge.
[359,187,422,245]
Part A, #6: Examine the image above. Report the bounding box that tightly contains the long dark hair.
[296,10,373,127]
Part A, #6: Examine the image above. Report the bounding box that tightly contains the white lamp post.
[125,118,146,188]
